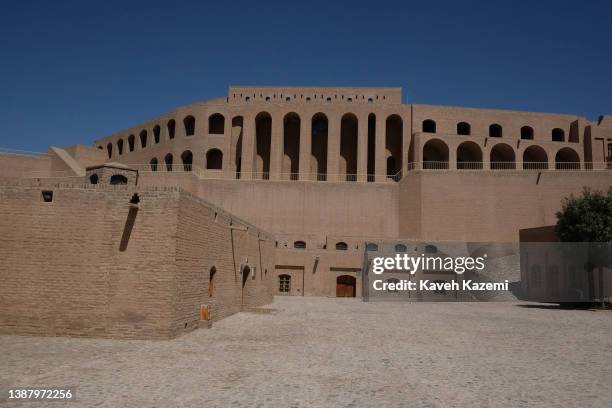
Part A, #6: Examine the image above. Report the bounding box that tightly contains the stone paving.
[1,297,611,407]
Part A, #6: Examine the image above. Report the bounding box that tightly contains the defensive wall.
[0,180,275,339]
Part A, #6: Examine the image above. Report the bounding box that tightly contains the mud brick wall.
[175,192,274,323]
[0,183,275,339]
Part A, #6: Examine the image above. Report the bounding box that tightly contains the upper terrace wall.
[399,170,612,242]
[91,87,609,187]
[0,183,274,339]
[93,88,411,183]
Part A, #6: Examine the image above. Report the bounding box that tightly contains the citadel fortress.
[1,86,611,338]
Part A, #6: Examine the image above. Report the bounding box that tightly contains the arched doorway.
[181,150,193,171]
[422,139,449,169]
[457,141,483,169]
[523,145,548,170]
[386,115,403,178]
[340,113,358,181]
[555,148,580,170]
[311,113,328,180]
[336,275,356,297]
[206,149,223,169]
[490,143,515,170]
[255,112,272,179]
[283,112,301,179]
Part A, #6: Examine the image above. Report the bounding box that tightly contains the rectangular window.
[41,190,53,203]
[279,275,291,293]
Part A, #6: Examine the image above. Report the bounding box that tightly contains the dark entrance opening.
[336,275,356,297]
[242,265,250,288]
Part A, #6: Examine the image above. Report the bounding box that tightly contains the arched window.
[457,122,471,135]
[208,113,225,134]
[150,158,158,171]
[555,148,580,170]
[520,126,534,140]
[206,149,223,170]
[552,128,565,142]
[395,244,407,252]
[89,174,98,184]
[422,139,449,169]
[335,242,348,251]
[140,130,147,148]
[128,135,135,152]
[279,274,291,293]
[209,266,216,297]
[164,153,173,171]
[181,150,193,172]
[167,119,176,139]
[422,119,436,133]
[457,141,483,169]
[294,241,306,249]
[366,243,379,251]
[106,143,112,159]
[110,174,128,185]
[153,125,161,144]
[489,124,502,138]
[117,139,124,155]
[425,244,437,253]
[184,115,196,136]
[523,146,548,170]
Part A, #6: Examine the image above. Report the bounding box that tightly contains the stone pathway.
[1,297,611,407]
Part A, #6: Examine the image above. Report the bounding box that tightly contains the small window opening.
[41,190,53,202]
[110,174,128,185]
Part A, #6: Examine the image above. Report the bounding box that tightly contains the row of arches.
[422,139,580,170]
[105,114,227,159]
[143,142,581,174]
[290,241,425,253]
[421,119,569,142]
[234,111,403,180]
[148,149,224,172]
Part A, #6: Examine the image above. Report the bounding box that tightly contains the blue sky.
[1,0,611,152]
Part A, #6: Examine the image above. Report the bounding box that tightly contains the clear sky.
[1,0,611,152]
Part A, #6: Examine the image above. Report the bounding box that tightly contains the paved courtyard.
[1,297,611,407]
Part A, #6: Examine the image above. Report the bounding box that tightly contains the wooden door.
[336,275,356,297]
